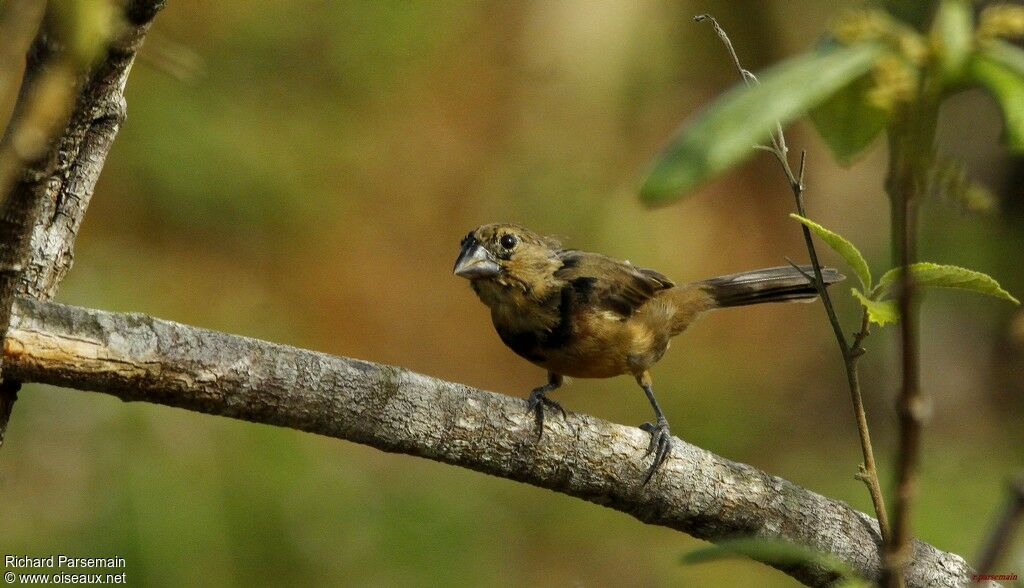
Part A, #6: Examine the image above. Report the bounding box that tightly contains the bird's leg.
[636,371,672,485]
[526,372,566,435]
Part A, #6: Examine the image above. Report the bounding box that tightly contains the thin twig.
[694,14,754,86]
[784,256,815,282]
[852,308,872,354]
[693,14,786,155]
[975,474,1024,575]
[695,13,890,544]
[784,147,890,544]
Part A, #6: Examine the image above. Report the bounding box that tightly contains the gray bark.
[0,0,164,440]
[3,296,973,587]
[4,0,163,302]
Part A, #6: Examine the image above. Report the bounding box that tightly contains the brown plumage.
[453,223,843,483]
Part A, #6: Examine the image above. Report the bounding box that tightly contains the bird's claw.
[639,417,672,485]
[526,387,568,435]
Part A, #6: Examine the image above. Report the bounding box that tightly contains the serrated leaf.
[790,214,872,290]
[852,288,899,326]
[876,262,1020,304]
[640,43,882,205]
[682,538,861,583]
[932,0,974,81]
[809,72,889,165]
[971,52,1024,152]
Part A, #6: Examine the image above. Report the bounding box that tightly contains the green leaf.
[970,52,1024,152]
[876,262,1020,304]
[852,288,899,326]
[981,40,1024,77]
[790,213,872,290]
[682,538,863,585]
[809,72,889,164]
[640,43,882,205]
[932,0,974,81]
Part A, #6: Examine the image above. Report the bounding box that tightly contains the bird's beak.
[453,240,500,279]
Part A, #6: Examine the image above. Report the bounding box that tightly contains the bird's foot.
[639,417,672,485]
[526,387,568,436]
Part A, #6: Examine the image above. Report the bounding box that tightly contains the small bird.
[453,223,842,483]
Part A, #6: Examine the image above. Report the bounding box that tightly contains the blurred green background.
[3,1,1023,585]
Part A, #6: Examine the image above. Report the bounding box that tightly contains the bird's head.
[453,223,562,296]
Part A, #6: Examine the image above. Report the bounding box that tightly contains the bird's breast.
[494,303,671,379]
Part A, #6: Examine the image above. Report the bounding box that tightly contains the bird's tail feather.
[700,265,844,308]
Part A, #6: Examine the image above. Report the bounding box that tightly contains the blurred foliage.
[643,1,1024,205]
[682,537,866,587]
[2,1,1023,586]
[47,0,117,67]
[640,41,880,202]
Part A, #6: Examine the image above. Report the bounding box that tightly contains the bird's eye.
[499,234,517,250]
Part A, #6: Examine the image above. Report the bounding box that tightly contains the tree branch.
[0,0,165,444]
[1,296,973,588]
[0,0,57,443]
[7,0,165,301]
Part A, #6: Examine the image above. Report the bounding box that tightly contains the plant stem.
[779,151,891,546]
[695,10,891,551]
[882,97,939,588]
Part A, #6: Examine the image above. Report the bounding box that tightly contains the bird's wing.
[554,250,674,318]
